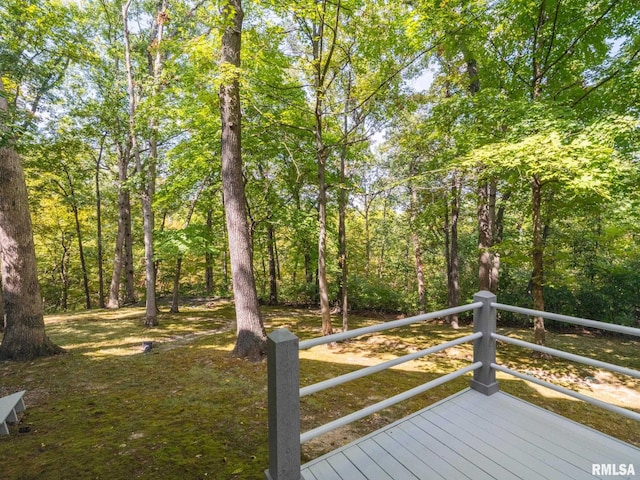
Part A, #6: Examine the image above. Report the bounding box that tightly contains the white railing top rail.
[299,302,482,350]
[300,332,482,397]
[493,303,640,337]
[492,333,640,380]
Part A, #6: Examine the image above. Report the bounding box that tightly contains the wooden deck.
[300,389,639,480]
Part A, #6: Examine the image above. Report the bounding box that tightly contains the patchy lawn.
[1,302,638,479]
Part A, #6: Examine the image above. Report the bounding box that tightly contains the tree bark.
[338,89,349,331]
[205,209,214,295]
[0,272,4,333]
[95,139,106,308]
[531,174,546,346]
[0,147,63,360]
[219,0,267,360]
[409,183,426,314]
[447,172,460,329]
[63,168,91,310]
[107,145,127,309]
[478,177,492,292]
[267,223,278,305]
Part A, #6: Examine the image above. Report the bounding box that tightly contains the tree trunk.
[107,144,130,308]
[409,184,426,314]
[448,173,460,329]
[0,273,4,333]
[122,190,136,305]
[219,0,266,361]
[267,223,278,305]
[64,168,91,310]
[170,257,182,314]
[531,174,546,346]
[0,147,63,360]
[95,140,105,308]
[338,98,349,331]
[60,233,70,311]
[123,0,160,326]
[205,209,214,295]
[478,177,492,292]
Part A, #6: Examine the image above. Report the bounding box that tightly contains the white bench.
[0,390,26,435]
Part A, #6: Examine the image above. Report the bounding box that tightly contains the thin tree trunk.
[171,182,206,313]
[448,172,460,329]
[95,138,106,308]
[221,191,230,290]
[409,183,426,314]
[219,0,266,360]
[531,174,546,346]
[338,85,349,330]
[122,190,136,305]
[267,223,278,305]
[123,0,160,326]
[478,177,492,292]
[205,209,214,295]
[107,163,126,308]
[60,235,70,311]
[63,169,91,310]
[312,0,341,336]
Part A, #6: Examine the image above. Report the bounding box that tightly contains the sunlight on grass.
[1,303,638,480]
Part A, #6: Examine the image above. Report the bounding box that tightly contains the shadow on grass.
[0,305,637,480]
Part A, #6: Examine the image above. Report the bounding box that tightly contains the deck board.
[301,389,639,480]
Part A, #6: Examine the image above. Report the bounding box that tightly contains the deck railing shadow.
[264,291,640,480]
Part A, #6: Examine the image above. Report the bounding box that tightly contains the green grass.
[1,303,638,479]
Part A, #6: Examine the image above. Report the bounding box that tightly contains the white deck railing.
[264,291,640,480]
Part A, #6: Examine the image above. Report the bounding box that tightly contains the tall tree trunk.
[0,77,62,360]
[315,81,332,336]
[205,209,214,295]
[338,87,349,331]
[122,191,136,305]
[0,148,63,360]
[312,0,341,336]
[530,7,548,347]
[267,223,278,305]
[219,0,266,360]
[60,235,70,311]
[95,139,105,308]
[221,191,230,290]
[531,174,546,346]
[171,182,206,313]
[63,169,91,310]
[478,176,492,292]
[123,0,160,326]
[409,183,426,314]
[107,144,129,309]
[0,272,4,333]
[448,172,460,329]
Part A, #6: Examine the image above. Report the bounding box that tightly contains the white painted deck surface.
[301,389,639,480]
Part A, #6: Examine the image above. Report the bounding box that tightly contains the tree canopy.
[1,0,639,359]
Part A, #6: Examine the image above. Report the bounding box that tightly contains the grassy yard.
[1,301,638,479]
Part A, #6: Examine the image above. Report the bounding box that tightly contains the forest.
[1,0,639,361]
